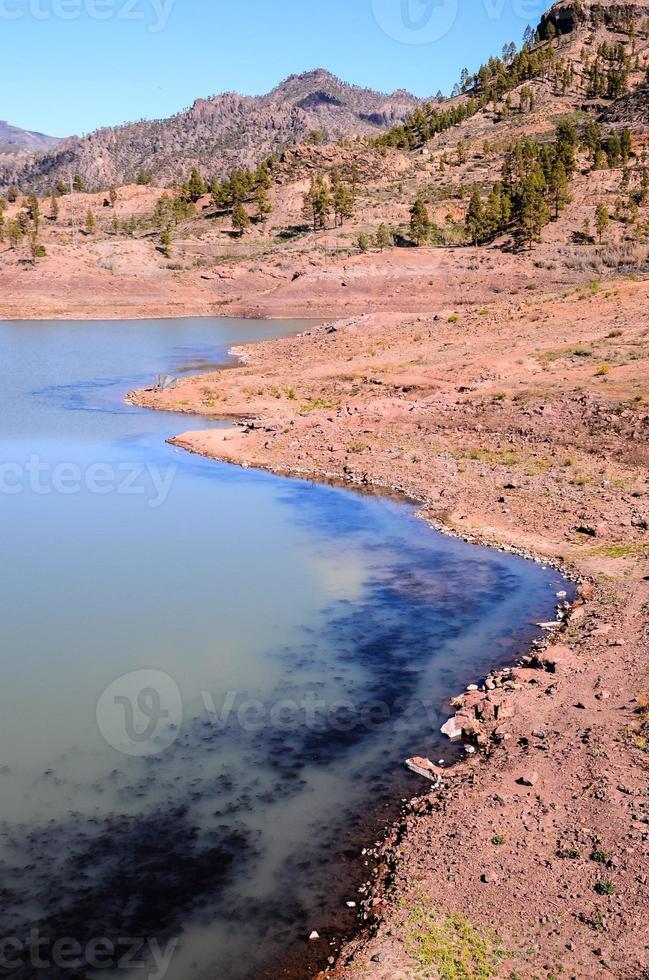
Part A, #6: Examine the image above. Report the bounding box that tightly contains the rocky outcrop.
[540,0,649,38]
[603,81,649,125]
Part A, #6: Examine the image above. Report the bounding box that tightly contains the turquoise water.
[0,318,566,979]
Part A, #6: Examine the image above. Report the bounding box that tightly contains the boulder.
[441,716,463,740]
[537,645,577,673]
[461,690,488,712]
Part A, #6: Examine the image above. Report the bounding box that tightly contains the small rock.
[595,690,611,701]
[481,872,498,884]
[517,771,539,787]
[309,931,320,942]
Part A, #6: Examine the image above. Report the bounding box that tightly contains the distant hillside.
[1,70,422,192]
[369,0,649,159]
[0,121,61,155]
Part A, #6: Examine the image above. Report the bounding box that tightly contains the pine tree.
[186,168,206,203]
[518,173,549,249]
[409,194,431,246]
[7,220,23,248]
[357,232,370,253]
[465,190,485,245]
[29,233,46,261]
[254,186,272,223]
[640,170,649,205]
[484,189,504,239]
[375,223,393,251]
[50,193,59,221]
[593,148,607,171]
[26,194,40,232]
[606,133,622,168]
[620,128,632,164]
[302,176,330,232]
[109,187,118,208]
[85,209,96,235]
[232,202,250,236]
[159,229,173,258]
[332,178,354,227]
[547,159,570,218]
[254,161,271,190]
[595,202,609,242]
[16,210,30,235]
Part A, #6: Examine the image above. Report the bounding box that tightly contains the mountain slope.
[0,121,61,155]
[1,70,421,192]
[605,81,649,125]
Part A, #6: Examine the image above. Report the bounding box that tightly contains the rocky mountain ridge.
[0,120,61,155]
[0,70,422,192]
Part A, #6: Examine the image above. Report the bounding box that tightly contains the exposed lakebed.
[0,317,566,979]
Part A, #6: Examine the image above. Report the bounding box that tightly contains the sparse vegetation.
[594,881,615,896]
[403,900,506,978]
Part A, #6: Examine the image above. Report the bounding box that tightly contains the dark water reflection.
[0,318,567,979]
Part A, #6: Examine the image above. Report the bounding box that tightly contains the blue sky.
[2,0,550,137]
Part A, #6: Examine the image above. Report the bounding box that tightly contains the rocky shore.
[131,275,649,978]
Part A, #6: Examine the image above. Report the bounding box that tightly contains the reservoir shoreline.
[130,283,649,978]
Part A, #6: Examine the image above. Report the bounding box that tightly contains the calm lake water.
[0,317,566,979]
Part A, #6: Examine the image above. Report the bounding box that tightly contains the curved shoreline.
[160,434,583,980]
[129,286,649,977]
